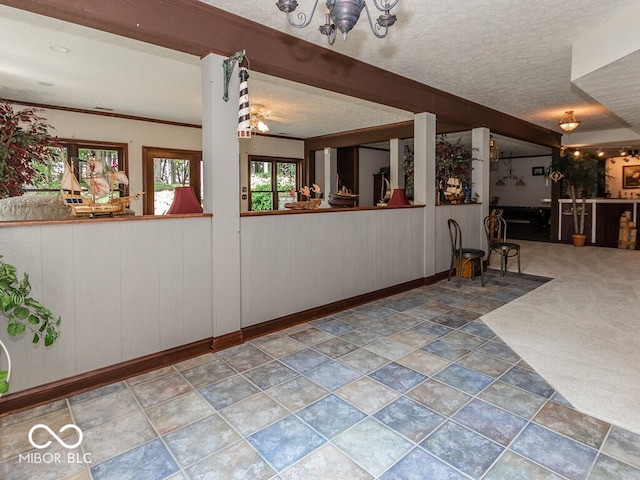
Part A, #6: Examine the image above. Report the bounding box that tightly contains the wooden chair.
[447,219,485,287]
[484,215,521,276]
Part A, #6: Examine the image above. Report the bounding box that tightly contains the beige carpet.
[482,240,640,435]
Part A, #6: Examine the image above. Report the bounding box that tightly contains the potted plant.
[0,99,59,199]
[0,255,61,396]
[551,150,607,247]
[435,135,476,204]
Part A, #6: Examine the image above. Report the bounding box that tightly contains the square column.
[414,112,437,277]
[201,52,241,338]
[472,127,490,247]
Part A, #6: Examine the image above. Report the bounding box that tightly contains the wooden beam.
[0,0,561,147]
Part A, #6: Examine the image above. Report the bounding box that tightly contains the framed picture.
[623,165,640,189]
[532,166,544,176]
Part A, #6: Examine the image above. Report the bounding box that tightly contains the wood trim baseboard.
[0,338,213,417]
[242,277,433,341]
[0,274,449,417]
[212,331,244,352]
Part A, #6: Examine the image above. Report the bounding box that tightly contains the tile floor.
[1,271,640,480]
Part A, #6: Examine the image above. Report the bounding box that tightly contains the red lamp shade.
[166,186,203,214]
[387,188,411,206]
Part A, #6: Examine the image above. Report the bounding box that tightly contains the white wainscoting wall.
[240,208,426,327]
[0,216,213,392]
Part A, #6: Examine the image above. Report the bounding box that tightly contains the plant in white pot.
[0,255,61,396]
[551,150,607,247]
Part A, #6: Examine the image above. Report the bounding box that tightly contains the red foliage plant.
[0,100,59,198]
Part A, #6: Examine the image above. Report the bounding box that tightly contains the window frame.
[248,155,302,211]
[26,139,128,195]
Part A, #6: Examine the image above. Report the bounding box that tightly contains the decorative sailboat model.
[327,175,359,208]
[59,157,143,217]
[377,175,391,207]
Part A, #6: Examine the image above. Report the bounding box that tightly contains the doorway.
[142,147,202,215]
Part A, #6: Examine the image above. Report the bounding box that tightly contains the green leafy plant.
[552,150,607,236]
[402,145,414,197]
[0,99,59,198]
[435,134,475,186]
[0,255,61,394]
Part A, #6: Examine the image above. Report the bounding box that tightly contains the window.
[142,147,202,215]
[249,156,300,211]
[28,140,128,197]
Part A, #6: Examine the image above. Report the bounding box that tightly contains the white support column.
[201,53,241,338]
[414,112,437,277]
[321,147,337,207]
[472,127,490,248]
[389,138,404,190]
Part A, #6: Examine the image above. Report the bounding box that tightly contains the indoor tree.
[0,99,59,198]
[552,149,607,244]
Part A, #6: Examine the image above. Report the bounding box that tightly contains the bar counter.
[557,198,639,248]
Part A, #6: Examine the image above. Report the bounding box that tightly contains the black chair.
[484,215,521,276]
[447,219,485,287]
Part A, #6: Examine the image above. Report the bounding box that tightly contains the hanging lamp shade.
[166,186,203,214]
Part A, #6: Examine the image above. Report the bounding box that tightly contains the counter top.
[558,198,640,203]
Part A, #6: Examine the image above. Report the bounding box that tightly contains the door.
[142,147,202,215]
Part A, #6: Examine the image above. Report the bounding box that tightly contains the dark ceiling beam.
[1,0,561,148]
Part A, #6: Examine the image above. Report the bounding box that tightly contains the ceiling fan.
[250,104,271,133]
[249,104,291,134]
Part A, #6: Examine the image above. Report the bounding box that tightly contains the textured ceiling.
[1,1,640,157]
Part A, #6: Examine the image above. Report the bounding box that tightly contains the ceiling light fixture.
[276,0,398,45]
[49,45,70,53]
[558,110,580,132]
[250,104,270,133]
[495,157,526,186]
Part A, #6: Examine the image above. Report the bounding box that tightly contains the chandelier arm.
[327,29,337,45]
[368,0,399,12]
[363,3,389,38]
[286,0,320,28]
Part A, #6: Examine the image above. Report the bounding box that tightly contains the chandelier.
[558,110,580,133]
[276,0,398,45]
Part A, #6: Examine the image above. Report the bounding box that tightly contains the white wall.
[24,105,202,215]
[359,148,390,206]
[489,156,552,206]
[240,208,425,327]
[605,156,640,198]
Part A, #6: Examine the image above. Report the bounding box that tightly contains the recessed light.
[49,45,70,53]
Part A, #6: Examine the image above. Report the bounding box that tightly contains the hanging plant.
[0,99,59,198]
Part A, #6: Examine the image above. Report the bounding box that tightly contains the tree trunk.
[570,185,579,234]
[579,196,586,235]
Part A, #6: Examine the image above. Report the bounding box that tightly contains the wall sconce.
[489,137,500,163]
[558,111,580,132]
